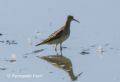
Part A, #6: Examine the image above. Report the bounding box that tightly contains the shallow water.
[0,0,120,82]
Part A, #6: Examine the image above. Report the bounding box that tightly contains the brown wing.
[43,29,64,43]
[36,28,64,46]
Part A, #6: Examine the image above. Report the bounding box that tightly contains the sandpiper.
[36,15,80,51]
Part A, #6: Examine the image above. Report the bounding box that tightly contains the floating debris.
[9,59,16,63]
[0,40,4,43]
[80,51,90,55]
[97,45,104,54]
[0,33,3,36]
[0,68,6,70]
[9,53,16,63]
[90,44,97,48]
[80,49,90,55]
[6,40,18,45]
[0,53,17,63]
[109,47,120,51]
[0,40,17,45]
[49,71,53,74]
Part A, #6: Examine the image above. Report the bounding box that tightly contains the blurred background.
[0,0,120,82]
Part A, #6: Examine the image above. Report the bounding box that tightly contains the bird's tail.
[35,42,43,46]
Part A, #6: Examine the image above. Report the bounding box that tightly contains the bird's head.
[67,15,80,23]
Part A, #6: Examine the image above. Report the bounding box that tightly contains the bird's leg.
[55,44,57,52]
[60,43,63,55]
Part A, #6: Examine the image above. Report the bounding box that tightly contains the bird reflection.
[38,53,83,81]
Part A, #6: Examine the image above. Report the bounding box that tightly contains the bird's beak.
[73,19,80,23]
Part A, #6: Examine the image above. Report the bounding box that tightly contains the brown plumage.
[36,15,80,51]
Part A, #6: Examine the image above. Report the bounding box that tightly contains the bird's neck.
[67,68,77,81]
[64,19,71,31]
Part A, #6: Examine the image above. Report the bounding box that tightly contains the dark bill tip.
[73,19,80,23]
